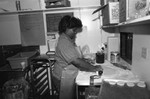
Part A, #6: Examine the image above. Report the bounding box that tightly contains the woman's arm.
[71,58,102,72]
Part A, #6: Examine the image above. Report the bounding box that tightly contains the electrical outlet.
[141,47,148,59]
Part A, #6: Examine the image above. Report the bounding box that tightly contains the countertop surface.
[76,60,140,86]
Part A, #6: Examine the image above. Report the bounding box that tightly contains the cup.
[98,70,103,76]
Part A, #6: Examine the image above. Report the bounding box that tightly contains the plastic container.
[3,77,29,99]
[7,51,37,69]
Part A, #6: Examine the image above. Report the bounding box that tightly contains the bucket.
[3,77,29,99]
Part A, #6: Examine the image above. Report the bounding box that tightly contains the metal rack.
[25,57,56,99]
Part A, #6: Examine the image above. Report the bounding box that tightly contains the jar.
[110,51,120,63]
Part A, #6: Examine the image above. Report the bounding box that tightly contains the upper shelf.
[0,6,100,15]
[102,15,150,29]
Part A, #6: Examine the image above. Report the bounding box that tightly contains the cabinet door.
[0,0,16,12]
[19,13,46,46]
[0,15,21,45]
[19,0,41,10]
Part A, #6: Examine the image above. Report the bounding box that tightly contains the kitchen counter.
[76,60,150,99]
[76,60,140,86]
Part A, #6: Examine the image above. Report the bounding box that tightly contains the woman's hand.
[86,65,103,72]
[84,58,95,64]
[93,65,103,72]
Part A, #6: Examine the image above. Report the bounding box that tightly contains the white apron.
[59,46,82,99]
[59,66,78,99]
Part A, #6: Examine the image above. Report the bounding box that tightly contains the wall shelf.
[102,15,150,29]
[102,15,150,33]
[0,5,100,15]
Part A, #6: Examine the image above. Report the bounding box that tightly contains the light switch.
[141,47,148,59]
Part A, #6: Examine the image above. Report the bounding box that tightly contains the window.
[120,32,133,65]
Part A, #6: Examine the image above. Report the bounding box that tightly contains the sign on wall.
[46,12,73,33]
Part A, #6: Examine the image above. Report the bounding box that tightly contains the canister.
[110,51,120,63]
[96,52,105,63]
[90,75,101,86]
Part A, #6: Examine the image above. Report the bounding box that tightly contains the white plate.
[127,82,135,87]
[109,81,116,85]
[117,81,125,86]
[137,81,146,88]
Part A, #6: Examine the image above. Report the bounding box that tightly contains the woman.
[52,15,102,99]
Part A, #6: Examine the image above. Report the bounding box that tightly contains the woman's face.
[74,27,83,34]
[68,27,82,39]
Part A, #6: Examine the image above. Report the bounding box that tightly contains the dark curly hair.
[58,15,83,35]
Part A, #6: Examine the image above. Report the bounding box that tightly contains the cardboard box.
[101,0,118,6]
[7,51,38,69]
[119,0,128,23]
[119,0,149,23]
[45,0,70,8]
[102,2,119,26]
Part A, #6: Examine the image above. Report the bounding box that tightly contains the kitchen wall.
[132,34,150,89]
[67,0,105,53]
[76,9,102,53]
[118,24,150,89]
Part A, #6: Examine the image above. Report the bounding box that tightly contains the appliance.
[107,36,119,61]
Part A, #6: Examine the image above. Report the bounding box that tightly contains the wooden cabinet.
[0,15,21,45]
[0,0,40,12]
[19,13,46,46]
[19,0,41,10]
[0,13,46,46]
[0,0,45,46]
